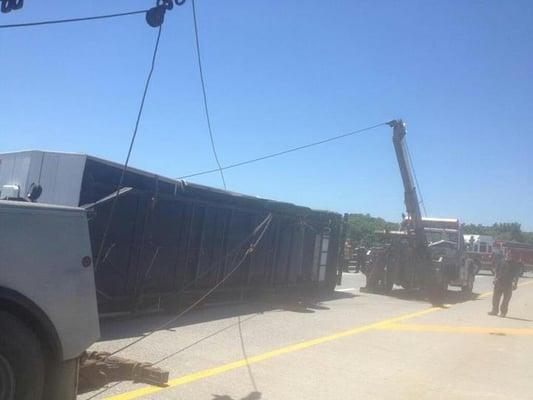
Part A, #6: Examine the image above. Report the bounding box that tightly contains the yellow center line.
[103,280,533,400]
[103,307,440,400]
[376,323,533,335]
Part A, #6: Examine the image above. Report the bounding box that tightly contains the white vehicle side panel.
[0,201,99,360]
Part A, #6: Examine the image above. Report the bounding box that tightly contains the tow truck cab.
[423,218,475,292]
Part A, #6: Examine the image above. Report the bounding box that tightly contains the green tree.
[462,222,531,243]
[349,217,533,247]
[345,213,398,247]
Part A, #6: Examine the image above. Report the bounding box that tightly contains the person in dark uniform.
[488,252,522,317]
[354,246,368,273]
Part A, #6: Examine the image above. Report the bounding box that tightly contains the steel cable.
[86,313,261,399]
[94,24,164,271]
[88,214,273,398]
[177,122,388,179]
[108,213,273,356]
[191,0,227,189]
[405,139,428,217]
[0,9,148,29]
[127,211,275,309]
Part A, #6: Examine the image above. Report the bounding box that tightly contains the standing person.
[488,251,522,317]
[355,246,367,273]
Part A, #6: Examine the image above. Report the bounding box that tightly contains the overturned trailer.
[0,151,344,313]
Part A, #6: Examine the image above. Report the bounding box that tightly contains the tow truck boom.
[388,119,426,247]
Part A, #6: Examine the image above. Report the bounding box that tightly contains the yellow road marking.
[104,307,440,400]
[377,323,533,335]
[103,279,533,400]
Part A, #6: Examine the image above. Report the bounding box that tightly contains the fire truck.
[464,234,496,274]
[464,234,533,275]
[494,240,533,273]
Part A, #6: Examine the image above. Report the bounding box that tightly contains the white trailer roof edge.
[1,150,339,213]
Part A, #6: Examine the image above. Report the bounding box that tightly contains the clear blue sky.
[1,1,532,229]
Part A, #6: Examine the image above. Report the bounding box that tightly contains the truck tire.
[42,358,79,400]
[0,311,45,400]
[473,262,481,276]
[426,276,448,303]
[461,262,475,294]
[461,274,474,294]
[382,265,394,294]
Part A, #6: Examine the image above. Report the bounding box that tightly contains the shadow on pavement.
[502,316,533,322]
[366,287,484,308]
[99,291,355,341]
[212,392,261,400]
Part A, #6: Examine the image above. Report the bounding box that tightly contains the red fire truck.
[464,234,496,274]
[465,234,533,275]
[494,240,533,273]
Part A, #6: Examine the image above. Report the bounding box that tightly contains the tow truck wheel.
[0,311,45,400]
[0,353,15,400]
[461,274,474,294]
[473,263,481,276]
[427,277,448,303]
[382,265,394,293]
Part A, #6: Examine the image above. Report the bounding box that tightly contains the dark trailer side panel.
[81,157,343,314]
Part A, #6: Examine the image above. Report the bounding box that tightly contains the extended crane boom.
[388,119,426,247]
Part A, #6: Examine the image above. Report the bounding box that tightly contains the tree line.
[344,213,398,247]
[345,214,533,247]
[463,222,533,244]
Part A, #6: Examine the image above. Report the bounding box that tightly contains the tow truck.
[363,120,476,297]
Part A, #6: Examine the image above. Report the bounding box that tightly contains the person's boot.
[488,310,498,316]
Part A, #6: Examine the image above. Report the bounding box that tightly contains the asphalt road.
[80,272,533,400]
